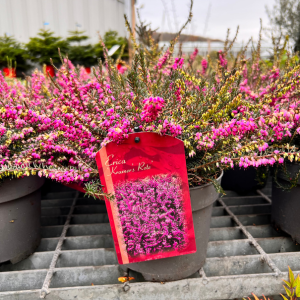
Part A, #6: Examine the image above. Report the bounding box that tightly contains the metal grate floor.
[0,180,299,300]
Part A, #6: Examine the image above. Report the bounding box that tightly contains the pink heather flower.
[201,59,208,75]
[172,58,184,70]
[160,119,182,137]
[188,48,198,67]
[240,79,248,86]
[156,50,170,70]
[269,68,280,80]
[243,66,248,78]
[269,158,276,165]
[218,50,227,68]
[117,65,127,74]
[141,97,165,123]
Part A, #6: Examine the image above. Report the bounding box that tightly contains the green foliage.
[94,30,128,60]
[255,166,269,187]
[67,30,95,67]
[246,267,300,300]
[25,29,69,65]
[133,13,163,65]
[0,35,31,73]
[281,267,300,300]
[186,151,204,170]
[0,29,128,71]
[83,179,114,200]
[67,30,89,43]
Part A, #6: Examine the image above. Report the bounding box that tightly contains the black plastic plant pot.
[221,166,267,194]
[0,176,45,264]
[272,163,300,243]
[121,172,223,282]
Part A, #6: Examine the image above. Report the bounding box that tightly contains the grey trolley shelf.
[0,180,299,300]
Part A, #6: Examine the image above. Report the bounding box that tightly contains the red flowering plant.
[1,16,300,198]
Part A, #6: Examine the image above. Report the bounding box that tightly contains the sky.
[137,0,276,44]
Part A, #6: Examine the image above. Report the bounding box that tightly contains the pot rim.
[0,175,45,204]
[277,162,300,185]
[189,170,223,190]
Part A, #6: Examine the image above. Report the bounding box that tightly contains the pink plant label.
[96,132,196,264]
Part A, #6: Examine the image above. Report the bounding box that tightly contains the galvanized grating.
[0,180,299,300]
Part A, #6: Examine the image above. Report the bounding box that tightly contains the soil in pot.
[121,172,223,282]
[221,166,268,194]
[272,163,300,243]
[0,176,45,264]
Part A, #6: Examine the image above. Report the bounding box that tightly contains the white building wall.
[0,0,131,44]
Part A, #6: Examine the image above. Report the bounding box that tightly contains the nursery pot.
[122,172,223,282]
[272,163,300,243]
[0,175,45,264]
[84,67,91,74]
[45,65,55,77]
[221,166,267,194]
[3,67,16,78]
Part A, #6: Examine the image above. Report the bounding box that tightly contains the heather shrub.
[1,3,300,198]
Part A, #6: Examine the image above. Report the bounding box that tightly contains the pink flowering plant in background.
[115,174,186,256]
[1,10,300,197]
[192,25,295,110]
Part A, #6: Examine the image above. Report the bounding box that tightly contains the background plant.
[66,30,95,68]
[0,35,31,74]
[0,29,128,75]
[94,31,128,61]
[25,29,69,66]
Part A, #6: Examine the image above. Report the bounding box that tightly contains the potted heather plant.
[2,12,300,279]
[0,72,44,264]
[2,50,300,281]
